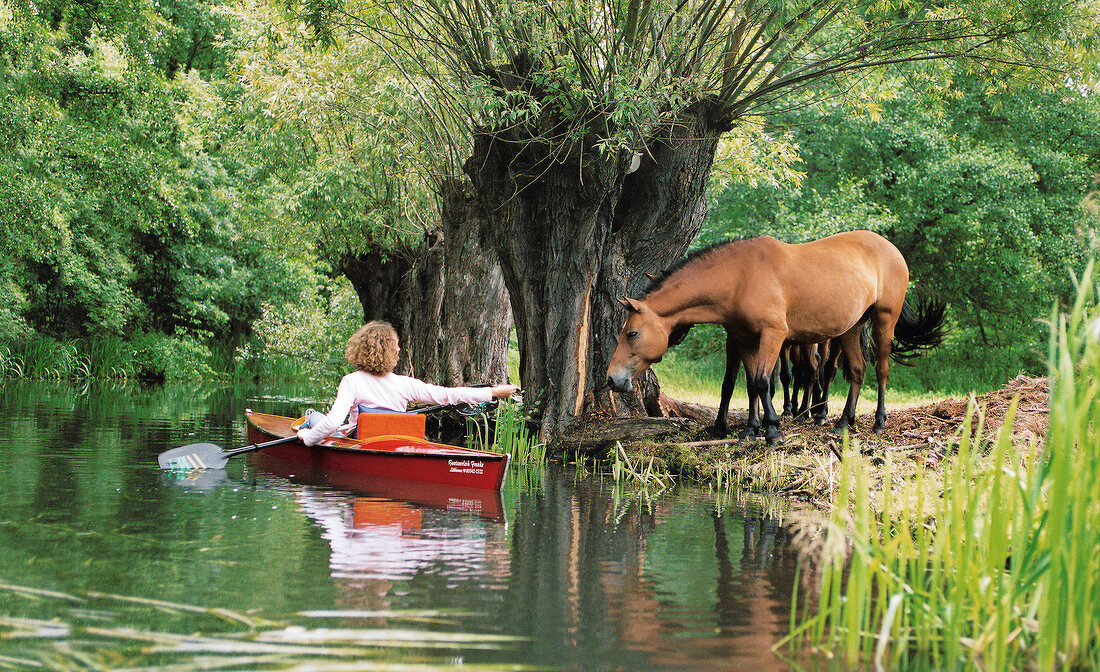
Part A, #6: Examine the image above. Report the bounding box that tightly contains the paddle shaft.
[158,434,302,470]
[223,435,299,458]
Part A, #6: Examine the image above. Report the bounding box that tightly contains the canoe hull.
[245,410,509,491]
[246,452,506,521]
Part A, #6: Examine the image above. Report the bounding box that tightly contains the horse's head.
[606,297,671,394]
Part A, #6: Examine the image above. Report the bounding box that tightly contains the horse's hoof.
[764,428,782,445]
[709,425,729,439]
[738,427,757,440]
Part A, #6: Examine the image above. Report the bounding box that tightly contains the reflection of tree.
[501,468,801,671]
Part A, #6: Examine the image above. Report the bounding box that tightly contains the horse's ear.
[618,297,643,313]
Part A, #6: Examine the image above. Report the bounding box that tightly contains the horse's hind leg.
[871,310,899,433]
[779,346,793,416]
[812,340,842,425]
[834,327,867,434]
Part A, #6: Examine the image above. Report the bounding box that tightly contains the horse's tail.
[891,289,947,365]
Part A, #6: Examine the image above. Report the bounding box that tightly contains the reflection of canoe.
[248,449,507,521]
[245,409,509,492]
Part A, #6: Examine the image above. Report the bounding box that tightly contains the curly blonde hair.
[345,321,400,375]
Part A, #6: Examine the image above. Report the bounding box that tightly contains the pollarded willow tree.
[303,0,1097,436]
[225,0,511,384]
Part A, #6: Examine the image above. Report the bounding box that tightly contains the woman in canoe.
[296,321,519,446]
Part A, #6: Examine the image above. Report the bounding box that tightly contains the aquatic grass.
[784,261,1100,670]
[468,400,546,465]
[3,335,136,380]
[79,335,135,378]
[9,337,78,379]
[610,441,673,496]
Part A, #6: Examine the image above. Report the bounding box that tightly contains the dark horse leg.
[744,331,785,444]
[791,344,818,421]
[714,333,741,437]
[745,368,779,435]
[779,346,793,416]
[811,340,842,425]
[871,310,898,433]
[834,325,867,434]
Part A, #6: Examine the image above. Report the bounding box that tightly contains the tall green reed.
[610,441,673,494]
[5,335,137,379]
[785,260,1100,671]
[468,400,546,464]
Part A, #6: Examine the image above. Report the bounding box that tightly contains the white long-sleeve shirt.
[296,370,494,446]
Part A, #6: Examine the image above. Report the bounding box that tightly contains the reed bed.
[785,263,1100,671]
[468,400,546,465]
[610,441,673,497]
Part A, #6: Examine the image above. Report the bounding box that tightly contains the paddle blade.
[157,443,230,470]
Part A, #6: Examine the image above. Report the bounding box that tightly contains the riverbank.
[603,375,1049,510]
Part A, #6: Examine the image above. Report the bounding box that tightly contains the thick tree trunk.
[439,177,512,385]
[591,106,724,417]
[465,103,726,438]
[338,233,444,378]
[338,198,512,387]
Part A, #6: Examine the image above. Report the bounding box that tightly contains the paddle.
[158,436,299,471]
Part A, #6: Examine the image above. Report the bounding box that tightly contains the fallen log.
[555,417,704,454]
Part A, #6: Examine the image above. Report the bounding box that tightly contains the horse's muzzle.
[606,372,633,394]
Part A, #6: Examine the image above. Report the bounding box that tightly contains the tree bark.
[465,102,727,438]
[591,104,724,418]
[337,195,512,386]
[337,233,444,378]
[439,177,512,385]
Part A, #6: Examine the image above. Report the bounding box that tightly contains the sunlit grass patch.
[653,348,948,412]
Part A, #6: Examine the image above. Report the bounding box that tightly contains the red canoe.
[244,409,510,492]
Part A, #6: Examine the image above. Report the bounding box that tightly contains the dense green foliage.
[1,0,1098,395]
[0,0,308,378]
[698,72,1100,389]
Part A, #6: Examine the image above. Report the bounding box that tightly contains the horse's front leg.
[746,331,785,444]
[739,385,761,440]
[714,335,740,437]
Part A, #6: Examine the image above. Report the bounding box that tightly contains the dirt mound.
[878,375,1049,447]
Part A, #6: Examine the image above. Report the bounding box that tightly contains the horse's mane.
[644,237,759,296]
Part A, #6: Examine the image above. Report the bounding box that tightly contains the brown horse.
[606,230,945,442]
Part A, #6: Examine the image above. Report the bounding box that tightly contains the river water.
[0,379,809,671]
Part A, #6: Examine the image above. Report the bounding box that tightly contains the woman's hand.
[490,384,520,399]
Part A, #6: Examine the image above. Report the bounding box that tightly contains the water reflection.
[0,379,810,671]
[489,471,801,671]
